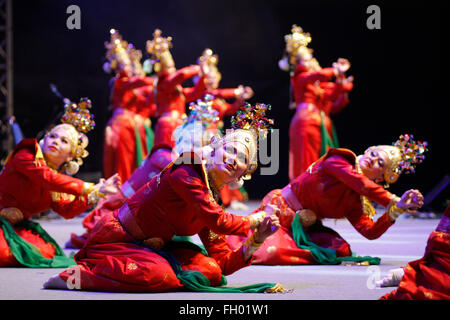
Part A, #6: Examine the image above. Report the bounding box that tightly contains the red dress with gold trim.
[103,72,156,181]
[289,65,353,180]
[60,156,254,292]
[380,205,450,300]
[0,139,91,266]
[153,66,206,148]
[228,148,395,265]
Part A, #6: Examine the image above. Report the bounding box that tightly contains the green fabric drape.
[144,120,154,156]
[320,111,339,156]
[160,238,278,293]
[0,217,76,268]
[133,121,144,168]
[291,214,380,265]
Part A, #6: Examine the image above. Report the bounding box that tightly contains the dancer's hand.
[333,58,351,75]
[397,189,424,214]
[254,214,281,243]
[98,173,122,196]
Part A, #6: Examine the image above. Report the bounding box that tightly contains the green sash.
[291,214,380,265]
[161,237,279,293]
[134,120,155,168]
[0,217,76,268]
[320,111,339,156]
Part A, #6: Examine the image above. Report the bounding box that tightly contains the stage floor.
[0,201,440,301]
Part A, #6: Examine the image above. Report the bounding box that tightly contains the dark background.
[10,1,447,211]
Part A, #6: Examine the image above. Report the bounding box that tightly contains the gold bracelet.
[249,211,266,230]
[387,197,404,221]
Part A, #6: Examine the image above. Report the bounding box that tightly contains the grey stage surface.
[0,201,440,301]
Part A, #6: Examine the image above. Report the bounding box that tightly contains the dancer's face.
[358,147,390,183]
[42,126,75,169]
[210,141,249,187]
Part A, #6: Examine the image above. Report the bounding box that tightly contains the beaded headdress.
[59,97,96,166]
[103,29,131,74]
[146,29,173,73]
[127,43,145,77]
[279,24,313,71]
[218,102,274,178]
[173,94,220,156]
[366,134,428,185]
[197,48,221,83]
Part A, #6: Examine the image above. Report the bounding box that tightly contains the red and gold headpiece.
[197,48,221,83]
[60,97,95,164]
[146,29,173,73]
[280,24,313,70]
[366,134,428,185]
[104,29,131,74]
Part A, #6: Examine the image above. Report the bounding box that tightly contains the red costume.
[289,65,353,180]
[103,71,156,181]
[0,139,92,266]
[153,66,205,148]
[380,205,450,300]
[229,148,395,265]
[68,144,174,249]
[59,155,256,292]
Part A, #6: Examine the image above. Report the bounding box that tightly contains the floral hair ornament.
[103,28,131,74]
[145,29,173,74]
[173,94,220,157]
[197,48,221,83]
[366,134,428,186]
[279,24,313,72]
[217,102,274,179]
[60,97,96,169]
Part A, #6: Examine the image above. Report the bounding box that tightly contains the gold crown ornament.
[60,97,96,166]
[146,29,173,73]
[104,28,131,74]
[197,48,222,83]
[365,134,428,186]
[280,24,313,69]
[220,102,274,178]
[127,43,145,77]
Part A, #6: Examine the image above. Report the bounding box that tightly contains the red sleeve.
[346,206,394,240]
[50,195,91,219]
[299,67,336,83]
[115,76,155,92]
[183,74,207,102]
[11,147,85,196]
[207,88,238,100]
[198,227,251,275]
[321,154,393,207]
[166,65,201,88]
[167,165,251,236]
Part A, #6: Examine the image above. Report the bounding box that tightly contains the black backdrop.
[11,0,447,211]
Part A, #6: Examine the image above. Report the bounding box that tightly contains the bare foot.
[43,274,68,289]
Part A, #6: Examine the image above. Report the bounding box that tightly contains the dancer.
[195,48,255,209]
[103,29,156,181]
[44,103,286,293]
[67,96,221,249]
[279,25,353,180]
[0,98,121,267]
[146,29,206,150]
[378,204,449,299]
[228,134,427,265]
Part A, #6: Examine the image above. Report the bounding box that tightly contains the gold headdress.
[104,28,131,74]
[146,29,173,73]
[221,102,274,178]
[197,48,222,83]
[127,43,145,77]
[60,97,96,167]
[366,134,428,185]
[280,24,313,70]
